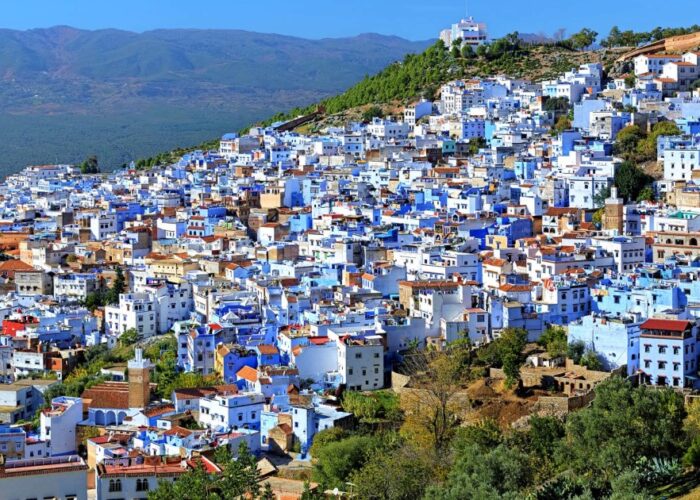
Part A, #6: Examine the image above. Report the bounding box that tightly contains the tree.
[635,120,681,161]
[538,326,568,358]
[567,340,585,364]
[496,328,527,388]
[593,185,611,209]
[148,462,214,499]
[361,105,384,122]
[637,185,655,202]
[568,28,598,50]
[311,434,378,488]
[341,391,402,428]
[579,350,602,371]
[591,207,605,229]
[602,26,623,48]
[543,96,570,112]
[148,442,260,499]
[350,445,432,500]
[561,378,687,487]
[259,482,274,500]
[399,349,469,454]
[552,115,572,135]
[478,328,527,388]
[80,155,100,174]
[467,137,486,156]
[301,481,324,500]
[614,161,653,202]
[614,125,645,157]
[425,443,534,499]
[309,427,348,458]
[460,44,474,60]
[218,443,261,498]
[119,328,140,347]
[106,267,126,305]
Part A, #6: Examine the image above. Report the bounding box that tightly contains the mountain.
[0,26,431,175]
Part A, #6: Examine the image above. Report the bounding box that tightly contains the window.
[109,479,122,492]
[136,479,150,492]
[659,346,667,354]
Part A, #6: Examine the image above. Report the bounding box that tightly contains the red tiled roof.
[256,344,279,355]
[640,319,691,332]
[237,365,258,382]
[163,425,193,438]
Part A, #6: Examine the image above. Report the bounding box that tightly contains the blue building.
[568,314,641,372]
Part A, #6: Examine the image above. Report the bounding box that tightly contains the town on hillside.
[3,17,700,500]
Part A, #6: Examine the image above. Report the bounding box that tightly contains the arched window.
[136,478,150,491]
[109,479,122,492]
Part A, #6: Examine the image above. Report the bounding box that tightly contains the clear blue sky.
[0,0,696,40]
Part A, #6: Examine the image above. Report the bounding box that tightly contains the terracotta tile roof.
[81,382,130,409]
[483,257,506,267]
[256,344,279,355]
[237,365,258,382]
[499,283,532,292]
[0,260,34,272]
[545,207,579,216]
[398,280,458,289]
[164,425,193,438]
[640,319,691,332]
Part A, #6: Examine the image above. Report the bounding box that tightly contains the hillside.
[143,40,627,166]
[0,26,431,175]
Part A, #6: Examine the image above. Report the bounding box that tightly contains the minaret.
[128,348,153,409]
[603,186,624,234]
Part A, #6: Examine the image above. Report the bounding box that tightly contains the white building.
[634,54,682,76]
[664,146,700,181]
[105,281,192,338]
[105,293,157,338]
[333,334,384,391]
[0,455,88,500]
[366,118,410,140]
[404,100,433,127]
[90,212,117,241]
[568,175,613,209]
[40,396,83,457]
[593,236,646,274]
[198,392,265,432]
[439,17,488,47]
[440,81,485,114]
[53,273,98,302]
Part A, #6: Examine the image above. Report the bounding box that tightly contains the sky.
[0,0,696,41]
